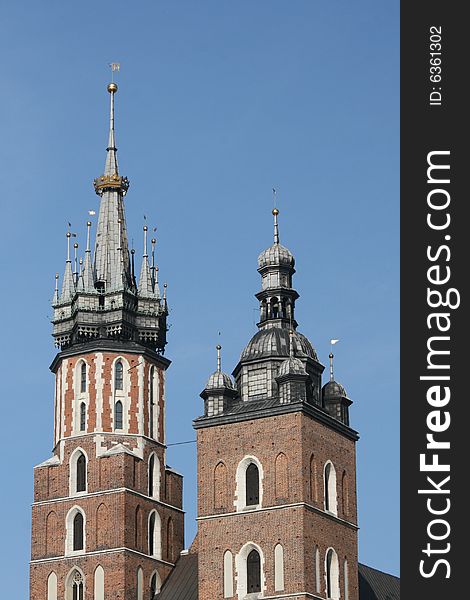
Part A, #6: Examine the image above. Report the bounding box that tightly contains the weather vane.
[109,62,120,82]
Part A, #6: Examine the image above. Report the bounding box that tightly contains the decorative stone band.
[93,173,130,195]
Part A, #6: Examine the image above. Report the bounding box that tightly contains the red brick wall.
[196,410,358,600]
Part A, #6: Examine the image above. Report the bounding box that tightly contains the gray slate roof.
[358,563,400,600]
[156,553,400,600]
[157,553,197,600]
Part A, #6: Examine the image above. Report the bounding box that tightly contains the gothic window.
[80,362,86,393]
[149,454,154,496]
[150,572,161,598]
[315,546,321,593]
[137,568,144,600]
[324,461,338,515]
[274,544,285,591]
[326,548,340,599]
[45,512,58,556]
[246,463,260,506]
[68,570,84,600]
[79,402,86,432]
[344,559,349,600]
[47,572,58,600]
[73,512,84,551]
[149,366,155,439]
[223,550,234,598]
[94,565,104,600]
[148,453,160,499]
[115,360,123,391]
[247,549,261,593]
[115,400,123,430]
[148,510,162,559]
[76,453,86,493]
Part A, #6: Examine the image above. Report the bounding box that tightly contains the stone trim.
[30,547,175,567]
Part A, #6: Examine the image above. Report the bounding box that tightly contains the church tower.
[194,208,358,600]
[30,82,183,600]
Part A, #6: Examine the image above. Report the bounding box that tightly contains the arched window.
[76,453,86,493]
[275,453,288,500]
[315,546,321,593]
[67,569,84,600]
[246,463,259,506]
[149,366,155,439]
[342,471,349,517]
[274,544,285,591]
[326,548,340,599]
[115,360,123,391]
[115,401,123,430]
[324,462,338,515]
[47,572,57,600]
[223,550,234,598]
[80,362,87,393]
[148,454,160,499]
[148,511,162,559]
[344,559,349,600]
[73,512,84,551]
[135,506,142,551]
[150,571,161,598]
[137,568,144,600]
[214,461,228,511]
[79,402,86,432]
[94,565,104,600]
[247,549,261,593]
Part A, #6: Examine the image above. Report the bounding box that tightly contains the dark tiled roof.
[157,553,197,600]
[156,554,400,600]
[358,563,400,600]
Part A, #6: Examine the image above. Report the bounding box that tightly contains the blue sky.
[0,1,399,595]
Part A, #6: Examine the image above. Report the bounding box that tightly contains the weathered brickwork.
[196,411,358,600]
[30,347,183,599]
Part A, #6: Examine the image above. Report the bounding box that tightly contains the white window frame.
[235,455,264,512]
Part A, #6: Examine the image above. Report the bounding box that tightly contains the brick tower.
[30,81,183,600]
[194,208,359,600]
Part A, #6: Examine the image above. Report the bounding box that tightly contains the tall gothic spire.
[93,82,132,292]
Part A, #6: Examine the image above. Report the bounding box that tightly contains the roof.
[156,554,400,600]
[157,552,197,600]
[358,563,400,600]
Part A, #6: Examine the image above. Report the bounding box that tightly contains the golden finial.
[272,208,279,216]
[107,82,118,94]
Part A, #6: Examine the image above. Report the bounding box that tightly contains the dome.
[278,356,307,377]
[258,243,295,270]
[322,380,347,399]
[241,327,317,362]
[205,370,236,391]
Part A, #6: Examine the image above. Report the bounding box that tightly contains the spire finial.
[151,237,156,287]
[289,328,294,358]
[86,221,92,253]
[53,272,59,304]
[143,225,148,257]
[216,344,222,372]
[73,242,79,281]
[329,339,340,381]
[66,230,72,263]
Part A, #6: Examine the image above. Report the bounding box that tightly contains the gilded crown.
[93,173,130,195]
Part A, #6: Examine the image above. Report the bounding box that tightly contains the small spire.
[73,242,79,283]
[105,81,119,176]
[60,231,75,303]
[163,282,167,303]
[151,237,156,287]
[138,225,155,297]
[216,344,222,372]
[53,273,59,304]
[329,352,334,382]
[82,221,95,293]
[273,207,280,244]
